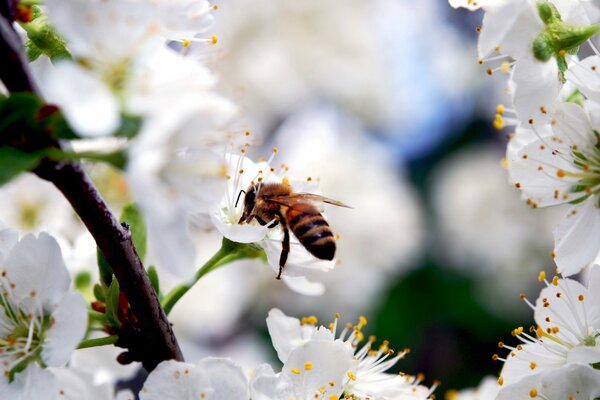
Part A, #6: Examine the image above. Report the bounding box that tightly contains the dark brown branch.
[0,6,183,371]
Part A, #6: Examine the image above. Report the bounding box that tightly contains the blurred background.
[2,0,567,397]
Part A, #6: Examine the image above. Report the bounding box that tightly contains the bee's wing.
[265,193,352,212]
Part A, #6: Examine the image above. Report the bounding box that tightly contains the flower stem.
[162,238,264,315]
[78,334,119,349]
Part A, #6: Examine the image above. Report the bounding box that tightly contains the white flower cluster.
[450,0,600,397]
[139,309,435,400]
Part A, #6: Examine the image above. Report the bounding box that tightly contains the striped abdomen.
[286,209,336,260]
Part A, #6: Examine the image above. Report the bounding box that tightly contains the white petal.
[249,364,288,400]
[567,55,600,104]
[42,62,120,137]
[195,358,249,400]
[42,292,88,367]
[266,308,308,363]
[496,372,542,400]
[0,226,18,262]
[210,213,269,244]
[554,102,597,150]
[0,364,57,400]
[4,232,70,306]
[512,56,561,124]
[51,367,114,400]
[587,265,600,328]
[540,363,600,399]
[281,340,356,399]
[507,126,575,207]
[567,345,600,363]
[499,342,565,386]
[139,360,212,400]
[280,275,326,296]
[554,200,600,276]
[115,390,136,400]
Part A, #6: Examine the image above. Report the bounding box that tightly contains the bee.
[238,182,350,279]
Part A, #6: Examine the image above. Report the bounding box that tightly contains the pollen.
[212,4,219,10]
[538,271,546,282]
[556,169,566,178]
[498,376,504,385]
[347,371,357,381]
[529,362,537,370]
[496,104,505,115]
[579,294,585,301]
[211,35,218,45]
[358,316,368,328]
[304,361,313,371]
[291,368,301,375]
[552,276,558,286]
[529,388,538,398]
[559,49,567,56]
[272,147,279,153]
[500,61,510,73]
[182,39,191,47]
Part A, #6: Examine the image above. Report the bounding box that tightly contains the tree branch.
[0,5,183,371]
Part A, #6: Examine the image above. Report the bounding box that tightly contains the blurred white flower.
[497,363,600,400]
[0,231,87,397]
[127,96,236,278]
[139,358,249,400]
[264,309,434,400]
[211,0,391,132]
[447,376,500,400]
[50,367,133,400]
[69,344,140,387]
[432,145,560,276]
[38,0,217,136]
[498,266,600,386]
[269,106,424,317]
[0,173,83,241]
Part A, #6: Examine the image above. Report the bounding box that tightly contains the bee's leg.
[255,216,267,226]
[277,226,290,280]
[267,215,280,229]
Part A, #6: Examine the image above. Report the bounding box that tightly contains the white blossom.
[263,308,434,399]
[0,230,87,398]
[139,358,249,400]
[498,266,600,386]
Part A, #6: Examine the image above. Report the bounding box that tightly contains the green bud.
[533,33,553,61]
[19,11,70,61]
[74,271,92,291]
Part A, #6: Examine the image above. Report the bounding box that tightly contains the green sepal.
[104,279,121,328]
[93,283,106,303]
[120,204,147,262]
[148,266,160,296]
[97,249,113,287]
[537,1,561,24]
[25,39,42,62]
[18,7,70,61]
[566,89,585,106]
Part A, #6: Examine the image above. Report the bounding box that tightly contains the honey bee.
[238,182,350,279]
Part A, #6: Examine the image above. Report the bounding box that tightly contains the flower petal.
[266,308,311,363]
[42,292,88,367]
[42,62,120,137]
[4,232,70,307]
[195,358,249,400]
[554,200,600,276]
[139,360,212,400]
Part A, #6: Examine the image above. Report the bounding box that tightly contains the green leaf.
[104,279,121,328]
[0,147,44,185]
[97,248,113,287]
[120,204,147,262]
[148,266,160,296]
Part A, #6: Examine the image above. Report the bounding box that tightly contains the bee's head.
[238,185,257,224]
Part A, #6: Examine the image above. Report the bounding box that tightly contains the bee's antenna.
[235,190,246,208]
